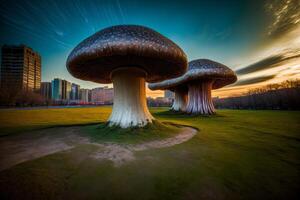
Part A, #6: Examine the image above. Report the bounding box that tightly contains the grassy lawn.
[0,107,299,199]
[0,106,111,136]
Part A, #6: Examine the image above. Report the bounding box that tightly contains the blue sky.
[1,0,299,97]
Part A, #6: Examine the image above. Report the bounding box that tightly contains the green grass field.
[0,107,299,199]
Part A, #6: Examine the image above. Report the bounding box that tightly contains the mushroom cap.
[148,59,237,90]
[66,25,187,83]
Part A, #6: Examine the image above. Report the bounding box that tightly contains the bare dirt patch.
[90,127,197,166]
[0,126,197,170]
[0,127,85,171]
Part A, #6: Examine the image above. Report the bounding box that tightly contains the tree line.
[0,87,47,107]
[213,80,300,110]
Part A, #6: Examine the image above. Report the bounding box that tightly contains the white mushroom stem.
[186,81,215,115]
[108,67,154,128]
[171,88,188,112]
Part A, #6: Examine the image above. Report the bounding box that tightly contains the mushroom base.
[171,88,188,112]
[108,68,154,128]
[186,81,215,115]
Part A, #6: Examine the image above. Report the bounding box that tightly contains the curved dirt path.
[91,127,197,166]
[0,126,197,170]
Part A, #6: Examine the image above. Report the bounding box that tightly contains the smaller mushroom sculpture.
[149,59,237,115]
[148,79,188,112]
[184,59,237,115]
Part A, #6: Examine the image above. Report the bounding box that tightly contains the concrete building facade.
[40,82,51,99]
[71,83,80,101]
[0,45,41,93]
[91,86,114,104]
[80,88,91,103]
[51,78,62,100]
[62,80,71,100]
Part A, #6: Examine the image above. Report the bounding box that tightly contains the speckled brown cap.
[149,59,237,90]
[66,25,187,84]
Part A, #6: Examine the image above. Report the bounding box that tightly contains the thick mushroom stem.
[186,81,215,115]
[171,88,188,112]
[108,68,154,128]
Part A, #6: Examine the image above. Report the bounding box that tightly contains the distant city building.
[62,80,71,100]
[156,97,172,103]
[71,83,80,100]
[40,82,51,99]
[51,78,73,101]
[164,90,174,99]
[91,86,114,104]
[80,88,91,103]
[51,78,62,100]
[0,45,41,93]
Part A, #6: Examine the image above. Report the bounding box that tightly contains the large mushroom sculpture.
[148,79,188,112]
[184,59,237,115]
[66,25,187,128]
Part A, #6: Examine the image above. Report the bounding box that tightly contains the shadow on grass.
[153,110,226,119]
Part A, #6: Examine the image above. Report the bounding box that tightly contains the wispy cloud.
[216,46,300,97]
[236,48,300,75]
[233,75,276,86]
[265,0,300,40]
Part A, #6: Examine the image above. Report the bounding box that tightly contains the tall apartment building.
[71,83,80,100]
[80,88,91,103]
[40,82,52,99]
[0,45,41,93]
[51,78,62,100]
[91,86,114,104]
[51,78,73,101]
[62,80,71,100]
